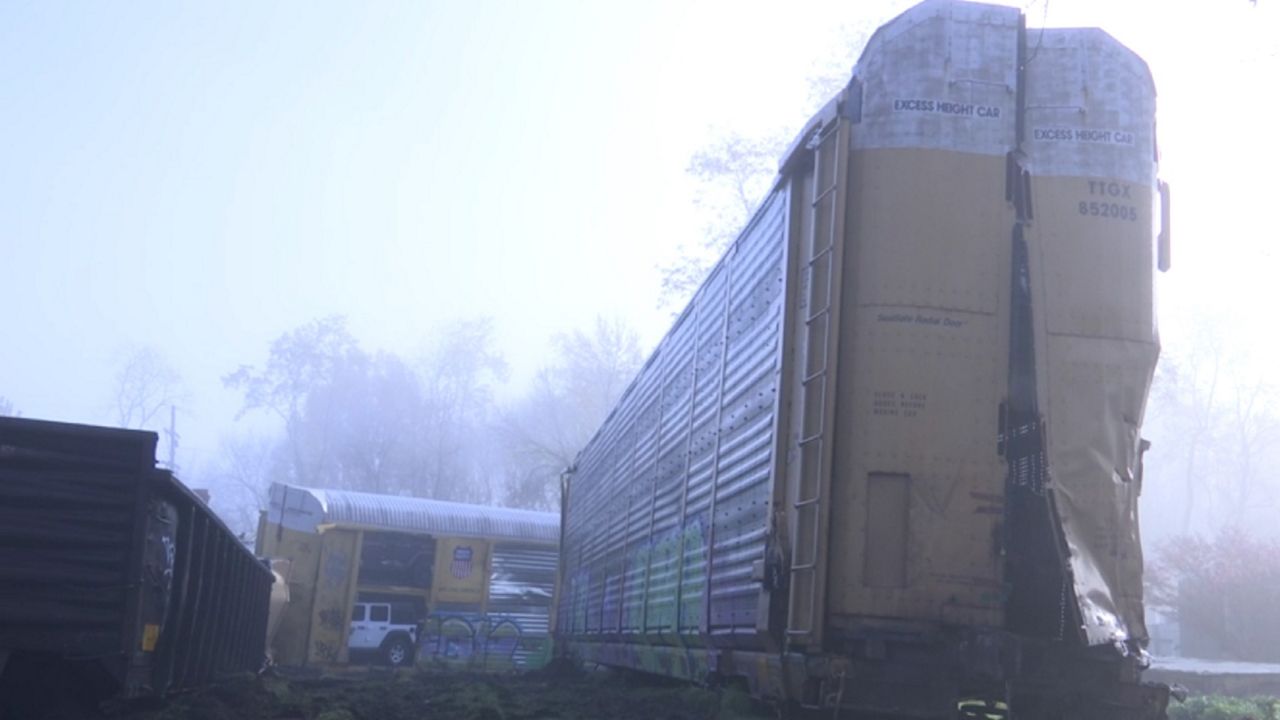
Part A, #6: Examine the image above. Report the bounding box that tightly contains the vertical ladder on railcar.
[786,116,851,647]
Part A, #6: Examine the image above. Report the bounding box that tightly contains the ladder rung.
[804,306,830,325]
[802,368,826,384]
[805,244,834,266]
[790,562,818,572]
[798,433,823,446]
[795,496,820,508]
[812,183,839,205]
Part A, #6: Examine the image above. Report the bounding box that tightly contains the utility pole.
[165,404,180,474]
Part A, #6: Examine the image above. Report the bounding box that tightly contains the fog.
[2,0,1278,557]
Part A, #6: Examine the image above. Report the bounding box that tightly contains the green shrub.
[1168,695,1280,720]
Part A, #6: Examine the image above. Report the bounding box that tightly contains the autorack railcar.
[258,482,559,671]
[555,1,1171,718]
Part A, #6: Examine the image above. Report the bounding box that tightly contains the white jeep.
[349,602,419,667]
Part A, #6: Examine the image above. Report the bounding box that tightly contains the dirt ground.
[12,664,1271,720]
[113,664,774,720]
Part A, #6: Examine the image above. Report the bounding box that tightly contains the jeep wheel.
[383,636,413,667]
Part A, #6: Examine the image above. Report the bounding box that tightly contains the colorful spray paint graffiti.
[624,517,709,634]
[550,515,722,683]
[418,613,552,670]
[562,514,709,660]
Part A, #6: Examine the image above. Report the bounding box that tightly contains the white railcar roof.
[267,482,559,545]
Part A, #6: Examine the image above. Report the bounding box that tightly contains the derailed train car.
[0,418,272,706]
[556,1,1171,717]
[258,483,559,671]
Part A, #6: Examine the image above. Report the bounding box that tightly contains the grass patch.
[1169,695,1280,720]
[111,665,773,720]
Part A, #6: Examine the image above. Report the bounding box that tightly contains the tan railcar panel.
[306,528,361,665]
[850,149,1008,314]
[853,310,1007,462]
[826,146,1010,627]
[864,474,911,588]
[829,304,1006,626]
[267,526,323,666]
[1036,178,1155,342]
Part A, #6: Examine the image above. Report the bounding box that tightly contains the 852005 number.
[1078,200,1137,221]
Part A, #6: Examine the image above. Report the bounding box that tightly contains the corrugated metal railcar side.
[0,417,271,704]
[556,111,838,676]
[151,468,273,694]
[0,419,156,699]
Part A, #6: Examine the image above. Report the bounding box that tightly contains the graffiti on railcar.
[318,607,345,632]
[323,547,352,582]
[418,613,552,670]
[620,516,710,634]
[565,515,712,639]
[569,569,591,633]
[313,640,340,662]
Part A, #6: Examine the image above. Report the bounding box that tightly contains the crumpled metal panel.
[268,483,559,545]
[1024,28,1159,647]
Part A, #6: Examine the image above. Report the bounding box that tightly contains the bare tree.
[1144,304,1280,538]
[1149,352,1223,535]
[225,316,508,504]
[658,26,871,311]
[502,317,643,509]
[206,432,284,539]
[414,318,508,503]
[0,396,17,417]
[112,347,183,430]
[1223,372,1280,521]
[660,130,789,310]
[224,316,360,487]
[315,351,426,495]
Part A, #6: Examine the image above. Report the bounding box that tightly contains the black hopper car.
[0,417,272,711]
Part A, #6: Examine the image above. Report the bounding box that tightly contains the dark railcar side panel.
[167,502,204,690]
[0,418,272,703]
[151,494,195,694]
[192,509,216,685]
[0,418,156,473]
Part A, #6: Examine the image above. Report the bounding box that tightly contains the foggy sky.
[2,0,1277,543]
